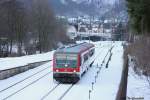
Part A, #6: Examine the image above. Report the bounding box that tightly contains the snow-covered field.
[0,41,124,100]
[127,58,150,100]
[0,51,54,71]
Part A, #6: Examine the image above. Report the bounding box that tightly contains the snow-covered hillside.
[60,0,116,4]
[49,0,113,16]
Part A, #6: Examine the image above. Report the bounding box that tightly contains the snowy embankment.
[90,42,124,100]
[0,41,124,100]
[0,51,54,71]
[127,58,150,100]
[63,41,124,100]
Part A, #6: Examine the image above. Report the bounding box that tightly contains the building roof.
[67,25,76,33]
[55,42,94,54]
[79,27,87,32]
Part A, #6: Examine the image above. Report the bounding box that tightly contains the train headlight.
[65,64,68,67]
[73,70,76,72]
[56,70,59,72]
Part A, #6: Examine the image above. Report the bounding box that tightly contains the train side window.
[89,49,95,57]
[80,56,82,65]
[84,53,88,62]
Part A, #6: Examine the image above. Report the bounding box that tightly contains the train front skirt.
[53,73,80,83]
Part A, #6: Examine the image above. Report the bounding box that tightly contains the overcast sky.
[103,0,117,4]
[73,0,117,4]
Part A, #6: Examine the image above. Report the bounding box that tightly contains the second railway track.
[0,62,52,100]
[0,43,115,100]
[41,44,114,100]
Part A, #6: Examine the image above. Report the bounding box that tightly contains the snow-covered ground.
[127,58,150,100]
[0,41,124,100]
[0,51,54,71]
[90,42,123,100]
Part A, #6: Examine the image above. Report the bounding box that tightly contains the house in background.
[66,25,77,40]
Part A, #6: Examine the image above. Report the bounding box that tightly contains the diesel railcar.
[53,42,95,83]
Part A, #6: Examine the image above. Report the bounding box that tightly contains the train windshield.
[55,54,77,68]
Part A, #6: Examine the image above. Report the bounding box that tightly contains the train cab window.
[55,54,77,68]
[66,60,77,68]
[56,59,77,68]
[56,59,66,68]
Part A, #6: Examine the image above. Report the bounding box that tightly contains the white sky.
[104,0,116,4]
[73,0,117,4]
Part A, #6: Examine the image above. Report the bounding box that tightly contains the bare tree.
[31,0,55,53]
[0,0,70,56]
[0,0,27,56]
[31,0,68,53]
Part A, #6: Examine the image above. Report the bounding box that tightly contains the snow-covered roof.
[67,25,76,33]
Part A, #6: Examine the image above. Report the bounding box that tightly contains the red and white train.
[53,42,95,83]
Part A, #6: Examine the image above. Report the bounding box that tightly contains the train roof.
[55,42,94,54]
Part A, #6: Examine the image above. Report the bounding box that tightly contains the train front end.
[53,52,81,83]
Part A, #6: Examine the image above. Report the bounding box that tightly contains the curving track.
[0,42,116,100]
[42,43,114,100]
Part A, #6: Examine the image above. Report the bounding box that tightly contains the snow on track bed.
[39,43,110,100]
[0,51,54,71]
[0,62,52,100]
[90,43,123,100]
[41,83,60,100]
[43,84,73,100]
[6,72,54,100]
[0,62,52,93]
[0,41,124,100]
[61,43,114,100]
[3,72,51,100]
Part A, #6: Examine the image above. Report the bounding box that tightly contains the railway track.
[57,84,74,100]
[40,44,114,100]
[94,43,114,64]
[0,43,115,100]
[41,84,74,100]
[41,83,60,100]
[0,62,52,100]
[0,63,51,93]
[3,72,51,100]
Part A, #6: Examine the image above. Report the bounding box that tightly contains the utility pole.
[77,17,81,41]
[89,14,92,43]
[88,17,90,43]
